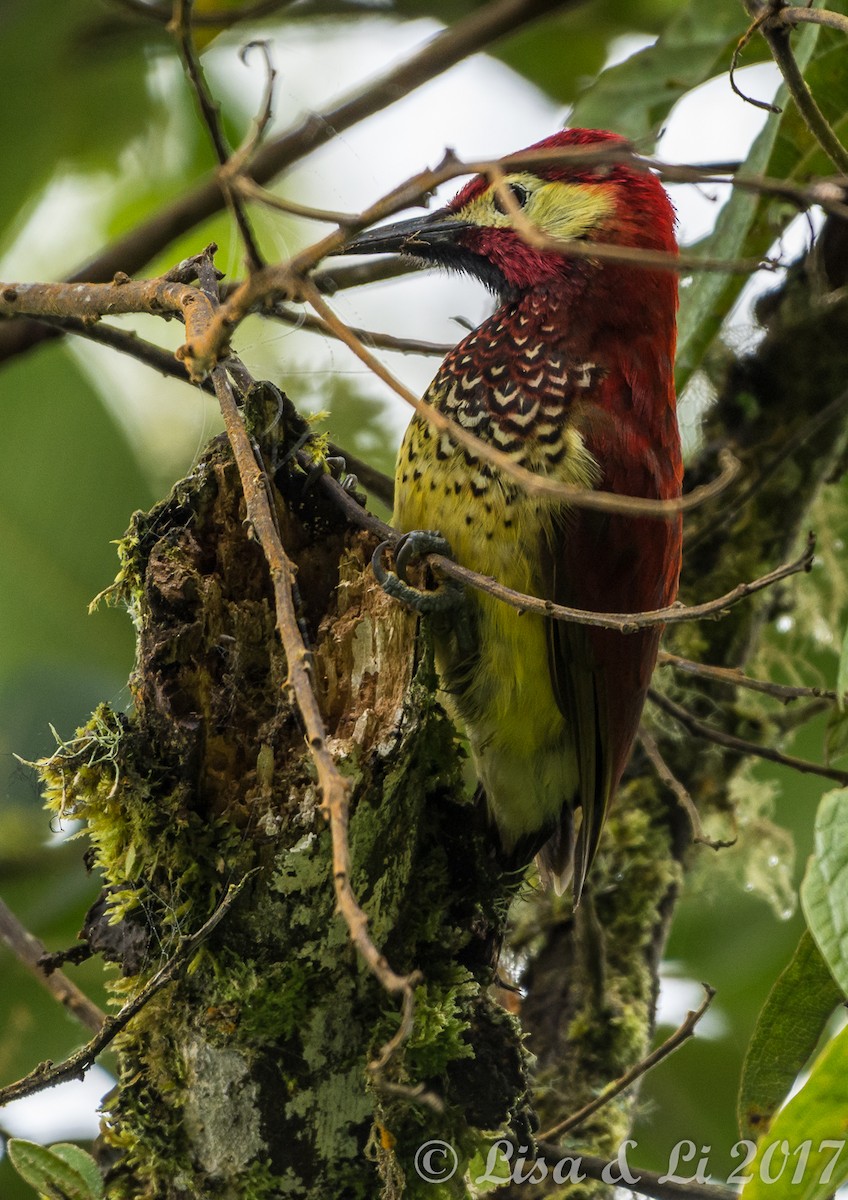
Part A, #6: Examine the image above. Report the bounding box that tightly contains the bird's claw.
[325,455,346,479]
[371,532,464,615]
[395,530,453,582]
[303,454,362,500]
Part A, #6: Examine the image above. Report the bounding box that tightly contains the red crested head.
[441,128,677,295]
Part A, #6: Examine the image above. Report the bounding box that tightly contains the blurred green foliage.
[1,1,847,1197]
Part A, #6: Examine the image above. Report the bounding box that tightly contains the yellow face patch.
[456,173,616,242]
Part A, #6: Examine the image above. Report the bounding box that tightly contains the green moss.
[403,973,477,1079]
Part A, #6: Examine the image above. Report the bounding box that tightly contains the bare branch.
[639,729,736,851]
[0,897,105,1035]
[741,0,848,173]
[778,6,848,36]
[169,0,265,271]
[535,1146,739,1200]
[321,470,816,633]
[312,258,419,294]
[0,276,216,380]
[658,650,839,705]
[0,873,253,1108]
[233,176,361,226]
[731,9,783,113]
[266,301,452,356]
[649,688,848,785]
[645,157,848,222]
[424,533,816,633]
[309,256,419,294]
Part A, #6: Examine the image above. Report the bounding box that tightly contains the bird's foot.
[303,453,362,501]
[395,530,453,580]
[372,530,464,615]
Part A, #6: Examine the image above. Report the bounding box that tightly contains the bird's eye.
[493,182,530,214]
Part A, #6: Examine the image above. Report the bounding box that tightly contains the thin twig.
[535,1145,738,1200]
[312,258,420,295]
[742,0,848,173]
[639,730,735,851]
[219,41,279,186]
[731,11,782,113]
[644,157,848,222]
[767,21,848,174]
[649,688,848,785]
[210,364,420,1073]
[429,533,815,633]
[170,0,264,271]
[538,985,716,1141]
[266,301,452,356]
[0,897,105,1035]
[234,176,361,226]
[0,873,253,1108]
[246,148,848,228]
[778,6,848,36]
[658,650,839,704]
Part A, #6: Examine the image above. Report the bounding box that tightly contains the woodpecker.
[344,129,682,899]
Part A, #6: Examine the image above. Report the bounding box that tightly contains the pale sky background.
[1,13,823,1176]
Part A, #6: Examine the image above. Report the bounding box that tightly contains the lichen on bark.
[36,405,532,1199]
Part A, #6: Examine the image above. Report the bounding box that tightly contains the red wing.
[541,373,682,900]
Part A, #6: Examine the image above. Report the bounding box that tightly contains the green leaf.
[739,1024,848,1200]
[825,708,848,766]
[800,787,848,992]
[44,1147,104,1200]
[737,930,843,1139]
[837,619,848,708]
[570,0,763,142]
[7,1139,104,1200]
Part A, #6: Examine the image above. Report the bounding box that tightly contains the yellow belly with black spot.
[393,415,598,847]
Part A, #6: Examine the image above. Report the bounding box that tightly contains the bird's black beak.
[337,209,474,256]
